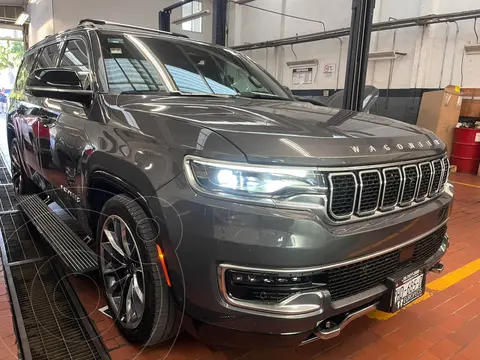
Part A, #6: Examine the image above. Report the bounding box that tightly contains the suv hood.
[117,96,445,167]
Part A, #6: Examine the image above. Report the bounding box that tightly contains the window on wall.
[181,1,202,33]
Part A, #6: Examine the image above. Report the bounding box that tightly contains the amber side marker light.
[156,245,172,287]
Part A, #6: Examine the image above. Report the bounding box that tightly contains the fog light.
[225,270,324,304]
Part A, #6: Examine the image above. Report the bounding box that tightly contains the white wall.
[229,0,480,90]
[27,0,213,46]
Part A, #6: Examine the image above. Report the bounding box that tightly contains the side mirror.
[282,85,294,97]
[26,68,93,105]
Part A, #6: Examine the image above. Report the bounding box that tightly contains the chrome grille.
[430,159,442,196]
[381,168,401,210]
[358,170,381,214]
[400,165,419,205]
[328,173,357,219]
[440,157,449,189]
[417,162,432,200]
[327,156,448,221]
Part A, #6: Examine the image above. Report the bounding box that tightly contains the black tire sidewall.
[97,196,166,344]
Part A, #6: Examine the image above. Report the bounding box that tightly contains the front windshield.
[98,31,291,98]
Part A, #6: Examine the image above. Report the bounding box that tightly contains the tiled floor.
[0,154,480,359]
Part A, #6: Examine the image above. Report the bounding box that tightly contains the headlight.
[183,156,327,208]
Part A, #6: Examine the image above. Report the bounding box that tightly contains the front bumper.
[151,176,453,347]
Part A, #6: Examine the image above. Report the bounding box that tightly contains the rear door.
[40,36,93,219]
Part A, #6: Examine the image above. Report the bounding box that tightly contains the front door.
[39,37,93,223]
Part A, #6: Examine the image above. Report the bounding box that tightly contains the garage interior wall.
[228,0,480,123]
[26,0,480,123]
[27,0,213,46]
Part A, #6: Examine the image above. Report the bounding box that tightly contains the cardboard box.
[416,85,462,157]
[460,88,480,118]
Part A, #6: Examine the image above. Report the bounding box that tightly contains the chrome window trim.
[328,172,358,220]
[357,170,382,216]
[416,162,433,201]
[400,164,419,206]
[380,167,402,211]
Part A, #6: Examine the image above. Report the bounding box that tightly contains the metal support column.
[212,0,228,45]
[159,0,194,32]
[159,11,171,32]
[342,0,376,111]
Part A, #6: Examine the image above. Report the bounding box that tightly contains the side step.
[17,194,98,273]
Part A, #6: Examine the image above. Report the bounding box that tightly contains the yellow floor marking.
[451,181,480,189]
[369,257,480,320]
[368,292,432,320]
[427,257,480,291]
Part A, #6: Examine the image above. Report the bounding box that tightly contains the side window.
[14,52,36,92]
[59,39,91,89]
[36,42,62,68]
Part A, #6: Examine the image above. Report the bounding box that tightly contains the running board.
[17,194,98,273]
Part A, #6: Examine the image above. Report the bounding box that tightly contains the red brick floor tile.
[396,337,435,358]
[454,298,480,320]
[420,325,452,344]
[418,352,442,360]
[439,314,467,331]
[350,338,397,360]
[447,317,480,346]
[105,339,120,350]
[115,335,129,347]
[458,340,480,360]
[429,338,461,360]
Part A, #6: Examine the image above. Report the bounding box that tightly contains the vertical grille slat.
[381,168,402,210]
[326,156,449,221]
[328,173,357,219]
[440,157,449,190]
[416,162,432,200]
[430,159,442,196]
[400,165,419,205]
[358,170,381,214]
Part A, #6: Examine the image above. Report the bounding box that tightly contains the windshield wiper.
[177,92,235,98]
[237,91,291,100]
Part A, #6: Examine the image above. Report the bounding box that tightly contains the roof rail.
[78,19,189,38]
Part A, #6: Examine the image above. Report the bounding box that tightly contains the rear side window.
[59,39,91,89]
[36,42,62,68]
[14,52,36,92]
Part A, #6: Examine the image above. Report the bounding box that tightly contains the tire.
[10,138,37,195]
[97,194,179,346]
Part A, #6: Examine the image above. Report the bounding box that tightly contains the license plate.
[391,269,425,312]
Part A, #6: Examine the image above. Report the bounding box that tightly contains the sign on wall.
[292,67,313,85]
[323,63,336,78]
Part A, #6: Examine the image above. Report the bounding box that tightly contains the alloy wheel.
[100,215,146,329]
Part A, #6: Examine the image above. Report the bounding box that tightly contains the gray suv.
[8,19,453,347]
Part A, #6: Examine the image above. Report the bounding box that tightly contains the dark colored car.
[7,19,453,348]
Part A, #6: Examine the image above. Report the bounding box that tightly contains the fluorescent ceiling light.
[465,44,480,55]
[286,59,318,68]
[15,12,29,26]
[28,0,40,3]
[172,9,210,24]
[368,50,406,61]
[234,0,256,4]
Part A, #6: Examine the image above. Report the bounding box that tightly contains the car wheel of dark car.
[10,138,37,195]
[97,194,179,345]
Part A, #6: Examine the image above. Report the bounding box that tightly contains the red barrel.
[451,128,480,174]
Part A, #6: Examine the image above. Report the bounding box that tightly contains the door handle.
[38,115,56,128]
